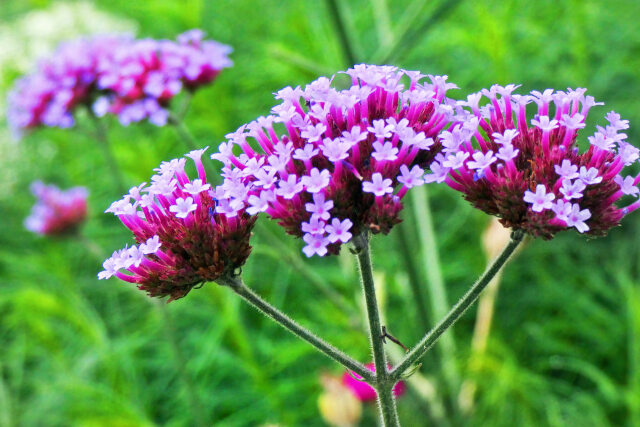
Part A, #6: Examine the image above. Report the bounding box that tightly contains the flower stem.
[352,232,400,426]
[325,0,357,66]
[412,185,459,396]
[168,114,198,151]
[168,115,219,179]
[88,111,126,192]
[218,275,373,382]
[396,222,430,331]
[390,229,525,382]
[156,301,208,427]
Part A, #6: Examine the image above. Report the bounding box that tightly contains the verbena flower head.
[93,29,232,126]
[342,363,406,402]
[7,35,127,133]
[25,181,88,236]
[98,148,256,301]
[211,64,456,256]
[436,85,640,238]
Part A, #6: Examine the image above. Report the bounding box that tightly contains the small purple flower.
[302,168,331,193]
[554,160,579,179]
[372,141,399,162]
[397,165,425,188]
[615,175,640,196]
[531,115,559,132]
[302,233,330,257]
[565,204,591,233]
[578,166,602,185]
[170,197,198,218]
[559,179,586,200]
[305,193,334,220]
[325,218,353,243]
[496,144,519,161]
[276,175,304,199]
[492,129,519,145]
[467,150,496,171]
[363,173,393,197]
[524,184,555,212]
[302,217,326,235]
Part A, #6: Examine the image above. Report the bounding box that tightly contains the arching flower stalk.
[210,64,457,256]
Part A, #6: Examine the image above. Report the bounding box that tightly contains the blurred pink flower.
[342,363,406,402]
[25,181,88,236]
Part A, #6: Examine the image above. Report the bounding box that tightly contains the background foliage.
[1,0,640,425]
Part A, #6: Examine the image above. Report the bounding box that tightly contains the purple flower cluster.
[98,148,255,301]
[93,29,232,126]
[25,181,88,236]
[7,36,127,132]
[210,64,456,257]
[7,29,231,133]
[435,85,640,238]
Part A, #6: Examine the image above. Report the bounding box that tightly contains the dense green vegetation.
[1,0,640,425]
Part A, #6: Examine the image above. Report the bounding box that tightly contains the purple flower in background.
[25,181,88,236]
[94,29,232,126]
[7,30,232,133]
[98,148,255,301]
[210,64,457,256]
[433,85,640,237]
[7,35,128,133]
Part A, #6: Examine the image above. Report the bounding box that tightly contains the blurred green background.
[1,0,640,425]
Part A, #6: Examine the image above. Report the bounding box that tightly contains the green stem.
[157,302,208,427]
[88,112,126,192]
[396,223,430,331]
[256,222,361,327]
[376,0,464,63]
[412,185,459,394]
[217,276,373,382]
[390,230,525,382]
[352,232,400,426]
[169,115,198,152]
[325,0,358,66]
[168,116,220,180]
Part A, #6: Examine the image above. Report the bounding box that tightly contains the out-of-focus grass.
[1,0,640,425]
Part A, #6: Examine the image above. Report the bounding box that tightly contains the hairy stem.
[391,229,525,382]
[352,232,400,426]
[218,276,373,382]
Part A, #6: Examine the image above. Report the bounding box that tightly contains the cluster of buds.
[25,181,88,236]
[430,85,639,238]
[7,35,127,133]
[7,29,231,133]
[93,29,232,126]
[210,64,456,257]
[98,148,255,301]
